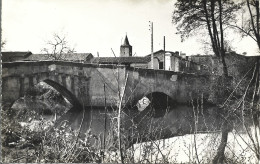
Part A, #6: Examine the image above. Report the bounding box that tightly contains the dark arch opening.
[138,92,176,118]
[38,80,88,133]
[7,79,82,127]
[43,79,82,109]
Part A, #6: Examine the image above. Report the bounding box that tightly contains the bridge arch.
[2,75,82,110]
[42,79,82,108]
[136,92,176,118]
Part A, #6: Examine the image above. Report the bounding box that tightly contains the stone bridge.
[2,61,223,107]
[2,61,227,147]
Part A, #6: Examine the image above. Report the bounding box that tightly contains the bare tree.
[117,73,129,164]
[246,0,260,50]
[173,1,244,163]
[228,0,260,53]
[173,0,242,77]
[42,33,75,60]
[224,0,260,161]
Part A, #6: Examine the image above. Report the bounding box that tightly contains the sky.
[2,0,259,57]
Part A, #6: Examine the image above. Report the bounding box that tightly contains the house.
[145,50,201,73]
[90,56,151,68]
[2,51,32,62]
[90,56,159,69]
[145,50,179,70]
[25,53,93,62]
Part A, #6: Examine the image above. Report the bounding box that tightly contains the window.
[159,62,163,69]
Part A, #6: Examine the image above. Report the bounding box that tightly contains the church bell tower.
[120,35,132,57]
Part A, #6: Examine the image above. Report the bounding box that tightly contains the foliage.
[173,0,241,44]
[173,1,259,163]
[2,118,102,163]
[173,0,243,76]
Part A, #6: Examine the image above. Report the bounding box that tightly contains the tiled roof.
[145,50,164,57]
[91,56,151,64]
[2,51,32,62]
[25,54,49,60]
[62,53,93,61]
[25,53,93,61]
[146,50,180,58]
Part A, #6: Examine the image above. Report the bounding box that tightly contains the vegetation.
[1,1,260,163]
[1,66,260,163]
[173,0,243,76]
[41,32,75,60]
[229,0,260,51]
[173,0,260,163]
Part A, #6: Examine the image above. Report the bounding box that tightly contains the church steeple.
[120,35,132,57]
[123,35,130,46]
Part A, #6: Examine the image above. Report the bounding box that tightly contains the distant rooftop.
[145,50,185,61]
[91,56,151,64]
[2,51,32,62]
[25,53,93,61]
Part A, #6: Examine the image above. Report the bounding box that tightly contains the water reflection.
[11,82,72,131]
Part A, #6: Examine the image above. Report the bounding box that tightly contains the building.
[145,50,179,70]
[120,35,132,57]
[1,51,94,63]
[90,56,151,68]
[145,50,201,73]
[0,35,201,74]
[89,35,152,68]
[25,53,93,63]
[90,35,158,68]
[2,51,32,62]
[89,35,201,73]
